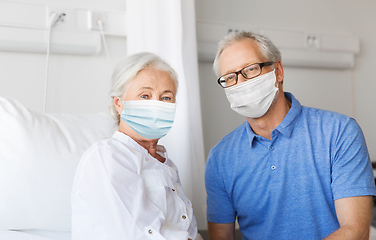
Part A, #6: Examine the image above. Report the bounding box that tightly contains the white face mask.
[224,70,278,118]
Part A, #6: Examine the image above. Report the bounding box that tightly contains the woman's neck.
[118,122,165,163]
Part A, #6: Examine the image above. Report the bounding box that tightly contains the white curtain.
[126,0,207,229]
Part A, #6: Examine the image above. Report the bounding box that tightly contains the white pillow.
[0,97,116,231]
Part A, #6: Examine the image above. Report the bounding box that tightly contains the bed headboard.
[0,97,115,232]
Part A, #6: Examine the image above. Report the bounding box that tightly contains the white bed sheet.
[0,230,71,240]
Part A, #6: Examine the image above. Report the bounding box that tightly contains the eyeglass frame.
[217,61,274,88]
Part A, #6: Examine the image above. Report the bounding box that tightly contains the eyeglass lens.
[219,63,262,88]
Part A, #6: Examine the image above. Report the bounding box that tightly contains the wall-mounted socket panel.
[76,9,126,36]
[89,12,106,30]
[226,23,257,35]
[0,2,126,36]
[306,35,320,49]
[47,6,76,30]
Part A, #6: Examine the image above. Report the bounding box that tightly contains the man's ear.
[113,96,123,115]
[275,60,284,84]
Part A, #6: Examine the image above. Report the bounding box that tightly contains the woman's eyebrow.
[162,90,175,96]
[139,87,175,95]
[140,87,153,90]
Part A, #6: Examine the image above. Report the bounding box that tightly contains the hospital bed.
[0,97,115,240]
[1,96,376,240]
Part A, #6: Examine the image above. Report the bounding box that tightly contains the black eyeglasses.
[217,62,274,88]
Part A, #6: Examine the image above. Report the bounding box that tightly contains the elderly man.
[205,31,376,240]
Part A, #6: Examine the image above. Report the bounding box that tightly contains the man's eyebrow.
[222,63,252,76]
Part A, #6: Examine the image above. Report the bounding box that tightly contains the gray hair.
[213,31,282,77]
[109,52,178,125]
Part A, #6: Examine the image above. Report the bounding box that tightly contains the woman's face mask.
[224,70,278,118]
[121,100,176,139]
[119,68,177,139]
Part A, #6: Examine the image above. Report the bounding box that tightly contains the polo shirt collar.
[246,92,302,145]
[245,122,257,146]
[276,92,302,138]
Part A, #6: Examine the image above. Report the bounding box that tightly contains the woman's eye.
[140,95,149,99]
[162,96,171,101]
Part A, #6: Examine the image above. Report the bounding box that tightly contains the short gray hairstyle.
[213,31,282,77]
[109,52,178,125]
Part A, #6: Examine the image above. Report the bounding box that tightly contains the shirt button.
[182,215,187,219]
[269,146,274,151]
[148,230,152,234]
[271,165,276,170]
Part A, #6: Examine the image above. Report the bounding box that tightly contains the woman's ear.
[113,97,123,115]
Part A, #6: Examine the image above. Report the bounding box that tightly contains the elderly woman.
[71,52,200,240]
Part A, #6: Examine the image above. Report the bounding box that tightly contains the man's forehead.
[219,39,264,75]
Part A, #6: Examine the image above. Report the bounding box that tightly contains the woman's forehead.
[128,68,176,92]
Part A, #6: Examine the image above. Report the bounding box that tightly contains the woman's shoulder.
[79,135,147,174]
[72,136,146,198]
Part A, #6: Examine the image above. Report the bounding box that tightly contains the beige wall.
[0,0,127,114]
[196,0,376,160]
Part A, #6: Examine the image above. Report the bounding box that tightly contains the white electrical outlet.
[226,24,255,35]
[89,12,105,30]
[47,6,76,30]
[228,28,240,34]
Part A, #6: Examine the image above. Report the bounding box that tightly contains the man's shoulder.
[212,121,249,149]
[207,122,250,168]
[299,106,362,138]
[301,105,353,123]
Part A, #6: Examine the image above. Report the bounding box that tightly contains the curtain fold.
[126,0,207,229]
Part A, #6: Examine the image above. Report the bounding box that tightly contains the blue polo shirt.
[205,92,376,240]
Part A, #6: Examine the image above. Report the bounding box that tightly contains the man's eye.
[225,74,236,82]
[140,95,149,99]
[162,96,171,101]
[245,66,255,72]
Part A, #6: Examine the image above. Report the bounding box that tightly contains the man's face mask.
[224,70,278,118]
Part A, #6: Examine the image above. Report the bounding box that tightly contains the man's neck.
[246,91,291,140]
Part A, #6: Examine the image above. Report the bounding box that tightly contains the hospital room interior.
[1,0,376,239]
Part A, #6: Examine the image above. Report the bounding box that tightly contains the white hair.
[109,52,178,125]
[213,31,282,77]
